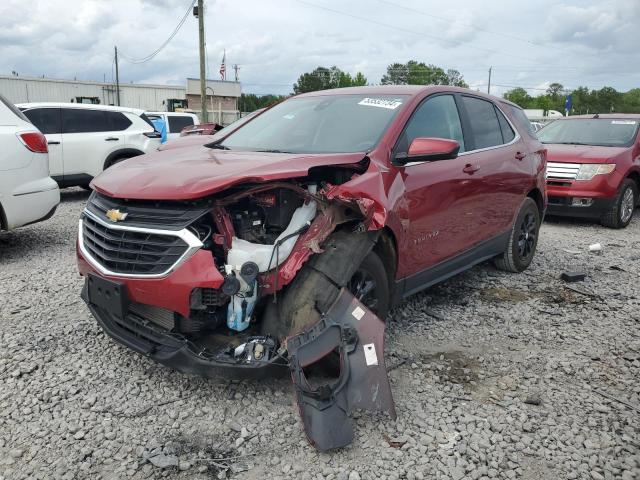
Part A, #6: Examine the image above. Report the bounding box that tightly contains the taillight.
[17,132,48,153]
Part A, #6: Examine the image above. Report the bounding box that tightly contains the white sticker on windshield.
[611,120,637,125]
[358,97,403,110]
[283,113,296,120]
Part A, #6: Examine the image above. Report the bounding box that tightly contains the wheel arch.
[527,187,544,216]
[103,148,145,170]
[627,170,640,200]
[0,201,7,231]
[373,226,399,306]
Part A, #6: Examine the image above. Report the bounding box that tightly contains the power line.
[295,0,526,61]
[374,0,599,60]
[120,0,196,64]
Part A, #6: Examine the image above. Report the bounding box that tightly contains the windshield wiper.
[253,149,293,153]
[207,143,230,150]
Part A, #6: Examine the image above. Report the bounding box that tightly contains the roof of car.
[146,111,198,116]
[294,85,521,108]
[16,102,145,115]
[553,113,640,120]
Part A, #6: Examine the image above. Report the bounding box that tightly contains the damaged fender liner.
[287,288,396,451]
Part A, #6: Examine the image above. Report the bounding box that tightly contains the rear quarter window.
[168,115,195,133]
[506,104,537,140]
[105,112,132,131]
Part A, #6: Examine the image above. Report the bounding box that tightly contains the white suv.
[146,111,199,140]
[17,103,161,188]
[0,95,60,231]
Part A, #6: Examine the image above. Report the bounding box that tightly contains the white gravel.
[1,188,639,480]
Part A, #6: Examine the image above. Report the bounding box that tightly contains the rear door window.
[62,109,110,133]
[495,107,515,143]
[23,108,62,134]
[396,94,465,154]
[167,115,194,133]
[461,96,503,149]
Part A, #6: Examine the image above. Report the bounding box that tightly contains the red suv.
[77,86,546,450]
[540,114,640,228]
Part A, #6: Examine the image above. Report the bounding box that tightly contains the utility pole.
[114,46,121,106]
[196,0,207,123]
[487,66,492,95]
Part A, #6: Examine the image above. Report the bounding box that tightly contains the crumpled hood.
[91,146,366,200]
[545,144,628,164]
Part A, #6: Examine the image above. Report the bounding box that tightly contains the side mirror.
[394,137,460,165]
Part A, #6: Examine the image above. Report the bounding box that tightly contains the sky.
[1,0,639,98]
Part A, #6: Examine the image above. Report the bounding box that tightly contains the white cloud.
[0,0,638,97]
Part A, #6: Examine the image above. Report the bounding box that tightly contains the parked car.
[180,122,222,136]
[539,114,640,228]
[531,121,545,132]
[145,111,199,140]
[17,102,161,188]
[77,86,546,450]
[0,95,59,231]
[158,109,265,151]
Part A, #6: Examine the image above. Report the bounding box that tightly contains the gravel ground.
[1,188,639,480]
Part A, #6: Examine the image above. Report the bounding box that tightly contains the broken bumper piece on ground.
[287,288,396,451]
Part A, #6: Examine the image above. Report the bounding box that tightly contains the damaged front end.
[78,170,395,449]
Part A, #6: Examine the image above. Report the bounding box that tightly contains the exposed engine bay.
[79,170,395,451]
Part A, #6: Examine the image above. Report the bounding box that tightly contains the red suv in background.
[540,114,640,228]
[77,86,546,450]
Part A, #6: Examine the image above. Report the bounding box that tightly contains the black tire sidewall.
[616,181,637,227]
[509,198,540,272]
[349,251,390,319]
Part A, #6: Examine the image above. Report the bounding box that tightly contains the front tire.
[494,197,540,273]
[600,179,637,229]
[347,251,389,319]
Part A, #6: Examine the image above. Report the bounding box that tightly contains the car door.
[458,95,530,237]
[61,108,124,179]
[22,107,63,179]
[393,93,480,283]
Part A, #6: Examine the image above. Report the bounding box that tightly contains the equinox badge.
[105,209,128,222]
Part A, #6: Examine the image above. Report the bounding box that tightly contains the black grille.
[86,192,210,230]
[200,288,229,306]
[82,214,189,275]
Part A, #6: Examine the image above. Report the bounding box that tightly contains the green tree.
[239,93,286,113]
[620,88,640,113]
[380,61,467,86]
[503,87,533,108]
[293,66,368,93]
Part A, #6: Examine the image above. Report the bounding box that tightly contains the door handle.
[462,163,480,174]
[48,141,60,145]
[515,151,526,160]
[105,137,119,141]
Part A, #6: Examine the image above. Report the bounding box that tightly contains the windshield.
[537,118,639,147]
[218,94,408,154]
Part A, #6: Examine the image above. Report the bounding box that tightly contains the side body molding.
[287,288,396,451]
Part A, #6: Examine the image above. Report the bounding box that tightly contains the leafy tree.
[239,93,286,112]
[293,66,368,94]
[504,87,533,108]
[380,61,467,87]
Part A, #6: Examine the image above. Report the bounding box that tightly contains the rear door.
[458,95,531,237]
[61,108,124,178]
[22,107,63,179]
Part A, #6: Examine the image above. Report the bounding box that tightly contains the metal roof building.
[0,75,242,123]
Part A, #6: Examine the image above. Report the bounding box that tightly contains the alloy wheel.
[517,212,537,260]
[620,187,635,223]
[348,269,379,313]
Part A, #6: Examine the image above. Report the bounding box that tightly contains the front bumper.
[81,280,287,379]
[546,196,615,218]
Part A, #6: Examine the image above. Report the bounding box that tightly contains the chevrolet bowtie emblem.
[105,209,128,222]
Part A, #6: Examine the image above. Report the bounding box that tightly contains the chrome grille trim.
[78,209,203,279]
[546,162,580,180]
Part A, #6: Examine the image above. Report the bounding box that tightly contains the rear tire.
[600,179,637,229]
[494,197,540,273]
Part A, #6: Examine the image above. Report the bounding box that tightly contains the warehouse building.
[0,75,241,124]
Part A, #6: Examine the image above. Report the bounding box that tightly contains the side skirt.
[395,231,510,303]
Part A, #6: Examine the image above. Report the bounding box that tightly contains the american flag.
[219,50,226,80]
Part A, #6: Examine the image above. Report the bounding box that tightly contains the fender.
[103,148,145,170]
